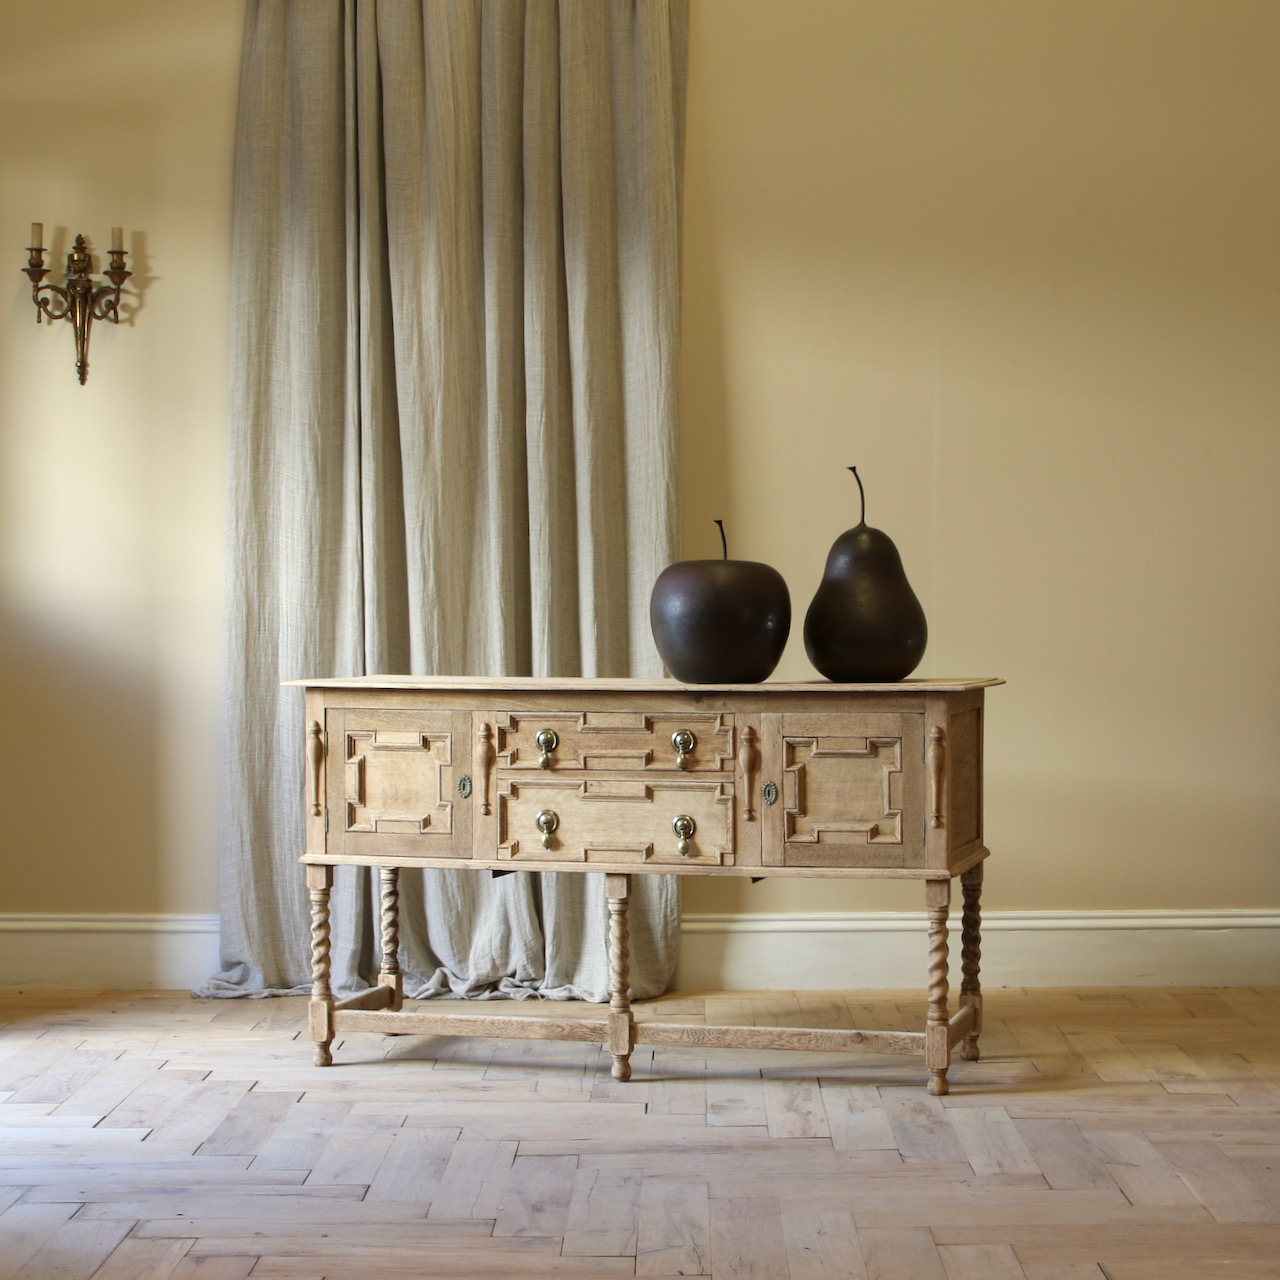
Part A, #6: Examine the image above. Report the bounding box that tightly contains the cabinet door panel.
[325,709,472,859]
[761,713,925,869]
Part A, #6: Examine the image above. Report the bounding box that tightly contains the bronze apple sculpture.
[650,521,791,683]
[804,467,927,682]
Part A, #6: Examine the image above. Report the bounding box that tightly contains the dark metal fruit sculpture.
[804,467,927,682]
[650,521,791,684]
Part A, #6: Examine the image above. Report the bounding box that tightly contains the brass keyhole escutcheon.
[671,730,696,770]
[672,813,696,857]
[762,780,778,806]
[535,809,559,850]
[535,728,559,769]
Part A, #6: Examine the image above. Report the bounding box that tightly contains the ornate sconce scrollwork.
[23,224,132,384]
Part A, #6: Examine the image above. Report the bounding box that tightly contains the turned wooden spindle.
[478,723,495,816]
[928,725,946,829]
[307,720,324,817]
[738,725,758,822]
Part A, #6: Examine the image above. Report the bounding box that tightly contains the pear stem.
[713,519,728,560]
[848,465,866,525]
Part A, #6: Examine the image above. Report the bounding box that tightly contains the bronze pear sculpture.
[804,467,927,682]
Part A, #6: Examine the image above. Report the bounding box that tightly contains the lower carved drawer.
[495,775,734,865]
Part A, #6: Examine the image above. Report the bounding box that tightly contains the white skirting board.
[0,910,1277,991]
[676,910,1280,991]
[0,914,222,992]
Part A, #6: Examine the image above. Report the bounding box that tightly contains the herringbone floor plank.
[0,987,1277,1277]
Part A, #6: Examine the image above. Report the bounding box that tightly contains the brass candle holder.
[23,223,131,385]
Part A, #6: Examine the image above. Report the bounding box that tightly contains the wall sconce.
[23,224,131,385]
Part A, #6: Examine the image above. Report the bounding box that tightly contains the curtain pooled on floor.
[207,0,688,999]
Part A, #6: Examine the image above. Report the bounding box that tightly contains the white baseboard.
[676,910,1280,990]
[0,914,221,991]
[1,910,1277,992]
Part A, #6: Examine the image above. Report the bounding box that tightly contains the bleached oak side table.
[293,676,1001,1094]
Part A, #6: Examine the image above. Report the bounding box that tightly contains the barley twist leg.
[606,873,634,1081]
[307,864,335,1066]
[925,878,951,1095]
[379,866,403,1010]
[959,862,983,1061]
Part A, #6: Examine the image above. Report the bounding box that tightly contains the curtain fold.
[207,0,688,1001]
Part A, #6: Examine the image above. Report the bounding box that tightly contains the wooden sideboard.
[293,675,1001,1094]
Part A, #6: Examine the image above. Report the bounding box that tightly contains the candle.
[111,226,123,253]
[30,222,42,250]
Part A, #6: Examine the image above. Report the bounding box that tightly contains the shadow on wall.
[0,608,161,915]
[113,228,155,327]
[678,137,732,561]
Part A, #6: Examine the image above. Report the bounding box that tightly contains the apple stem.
[848,465,866,525]
[714,518,728,560]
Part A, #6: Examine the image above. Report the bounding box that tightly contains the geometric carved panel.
[782,735,903,844]
[343,730,452,835]
[761,711,925,870]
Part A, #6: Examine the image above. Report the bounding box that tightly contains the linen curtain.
[206,0,688,1000]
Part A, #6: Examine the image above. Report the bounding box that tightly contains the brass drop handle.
[671,730,696,770]
[535,728,558,769]
[672,814,696,857]
[535,809,559,850]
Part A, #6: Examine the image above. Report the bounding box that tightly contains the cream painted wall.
[679,0,1280,916]
[0,0,241,913]
[2,1,1276,932]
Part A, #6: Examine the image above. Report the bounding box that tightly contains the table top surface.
[288,675,1004,693]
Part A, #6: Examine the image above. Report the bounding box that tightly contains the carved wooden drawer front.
[495,775,734,865]
[761,712,925,869]
[325,709,472,860]
[495,710,733,773]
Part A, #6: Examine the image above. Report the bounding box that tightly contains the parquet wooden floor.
[1,988,1278,1279]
